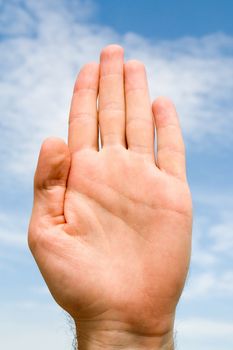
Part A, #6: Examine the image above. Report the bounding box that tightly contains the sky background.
[0,0,233,349]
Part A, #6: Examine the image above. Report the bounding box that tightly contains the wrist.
[75,321,174,350]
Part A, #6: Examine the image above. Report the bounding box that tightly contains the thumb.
[31,137,71,225]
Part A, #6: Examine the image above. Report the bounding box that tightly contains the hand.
[28,45,192,349]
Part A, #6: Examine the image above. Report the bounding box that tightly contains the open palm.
[29,45,192,347]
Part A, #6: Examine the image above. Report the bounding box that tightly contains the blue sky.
[0,1,233,349]
[95,0,233,39]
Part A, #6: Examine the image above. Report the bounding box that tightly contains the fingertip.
[152,97,178,127]
[40,137,69,155]
[152,96,175,112]
[73,62,99,93]
[100,44,124,60]
[35,137,70,191]
[100,44,124,77]
[124,59,145,73]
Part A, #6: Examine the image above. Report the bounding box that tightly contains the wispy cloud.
[0,300,73,350]
[0,211,27,248]
[183,271,233,299]
[176,317,233,350]
[180,197,233,301]
[209,220,233,253]
[0,231,26,247]
[177,317,233,337]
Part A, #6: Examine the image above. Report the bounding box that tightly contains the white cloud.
[191,216,219,268]
[182,206,233,300]
[0,0,233,180]
[0,301,73,350]
[0,231,26,247]
[194,191,233,211]
[209,220,233,253]
[196,212,233,262]
[30,284,51,297]
[176,318,233,350]
[0,0,36,36]
[177,317,233,337]
[0,211,27,248]
[183,271,233,299]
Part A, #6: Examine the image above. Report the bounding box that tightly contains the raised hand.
[28,45,192,350]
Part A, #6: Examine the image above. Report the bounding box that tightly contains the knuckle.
[69,112,95,124]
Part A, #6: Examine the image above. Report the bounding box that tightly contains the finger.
[125,60,154,159]
[152,97,186,180]
[31,138,71,224]
[68,63,99,153]
[99,44,126,147]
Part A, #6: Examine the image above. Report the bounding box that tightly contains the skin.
[28,45,192,349]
